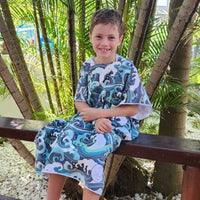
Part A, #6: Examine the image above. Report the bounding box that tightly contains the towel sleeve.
[119,64,152,120]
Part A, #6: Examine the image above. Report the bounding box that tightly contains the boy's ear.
[119,35,124,44]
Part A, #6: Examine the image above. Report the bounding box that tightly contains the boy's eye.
[109,36,115,40]
[96,35,101,39]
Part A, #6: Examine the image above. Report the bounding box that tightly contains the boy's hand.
[80,107,100,122]
[95,118,113,134]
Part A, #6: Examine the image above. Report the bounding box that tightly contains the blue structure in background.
[16,24,54,53]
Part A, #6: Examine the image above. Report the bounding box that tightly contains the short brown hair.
[90,8,124,36]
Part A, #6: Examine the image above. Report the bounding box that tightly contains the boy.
[35,8,152,200]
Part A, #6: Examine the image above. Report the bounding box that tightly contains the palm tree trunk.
[128,0,157,68]
[101,154,126,198]
[7,138,35,168]
[51,22,63,110]
[0,55,35,167]
[49,4,63,89]
[153,0,194,194]
[0,0,43,114]
[52,27,62,88]
[32,0,55,113]
[0,55,33,119]
[145,0,199,101]
[59,1,79,195]
[36,0,63,113]
[67,0,77,96]
[78,0,86,67]
[96,0,101,10]
[118,0,126,16]
[117,0,126,55]
[0,0,44,169]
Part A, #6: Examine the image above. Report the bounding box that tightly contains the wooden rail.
[0,116,200,200]
[0,194,20,200]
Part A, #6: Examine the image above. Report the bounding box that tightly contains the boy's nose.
[101,38,109,46]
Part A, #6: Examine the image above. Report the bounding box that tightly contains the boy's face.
[89,23,123,64]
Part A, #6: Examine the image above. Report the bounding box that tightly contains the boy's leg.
[47,174,67,200]
[83,188,100,200]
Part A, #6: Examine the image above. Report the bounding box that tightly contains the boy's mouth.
[99,48,110,53]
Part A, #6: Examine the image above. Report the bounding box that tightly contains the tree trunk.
[128,0,157,68]
[118,0,126,17]
[61,1,79,196]
[96,0,101,10]
[53,28,63,89]
[67,0,78,96]
[105,157,149,198]
[0,55,35,168]
[36,0,62,113]
[0,0,45,169]
[78,0,86,67]
[0,0,43,113]
[32,0,55,113]
[145,0,199,101]
[0,55,33,119]
[117,0,130,55]
[101,154,126,197]
[153,0,194,195]
[7,138,35,168]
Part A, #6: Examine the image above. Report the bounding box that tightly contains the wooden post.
[181,166,200,200]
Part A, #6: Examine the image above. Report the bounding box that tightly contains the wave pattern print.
[34,55,152,195]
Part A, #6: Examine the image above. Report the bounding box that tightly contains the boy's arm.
[75,101,90,112]
[98,105,139,119]
[75,101,139,122]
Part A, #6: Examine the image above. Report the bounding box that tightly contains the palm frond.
[143,17,168,68]
[0,77,9,98]
[152,75,187,112]
[187,90,200,115]
[9,0,35,25]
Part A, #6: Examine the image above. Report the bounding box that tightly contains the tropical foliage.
[1,0,199,119]
[0,0,200,197]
